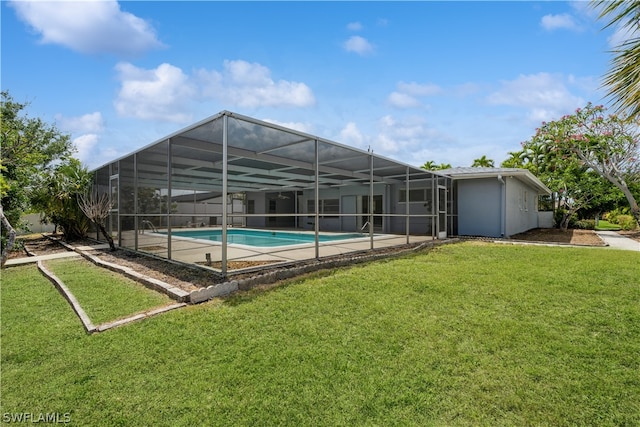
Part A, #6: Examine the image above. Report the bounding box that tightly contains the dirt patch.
[509,228,605,246]
[91,249,214,292]
[7,235,72,259]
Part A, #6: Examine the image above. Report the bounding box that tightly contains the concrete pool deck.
[117,229,436,268]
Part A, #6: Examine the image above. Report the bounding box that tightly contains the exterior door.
[437,186,447,239]
[109,176,119,244]
[362,195,383,232]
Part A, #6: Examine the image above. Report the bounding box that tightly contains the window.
[399,188,428,202]
[307,199,339,218]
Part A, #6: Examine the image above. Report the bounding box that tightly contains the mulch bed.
[6,235,72,259]
[509,228,606,246]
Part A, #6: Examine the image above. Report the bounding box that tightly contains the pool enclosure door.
[437,185,447,239]
[109,175,119,244]
[361,195,383,232]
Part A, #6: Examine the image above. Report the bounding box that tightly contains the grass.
[595,220,622,231]
[2,242,639,426]
[43,258,172,324]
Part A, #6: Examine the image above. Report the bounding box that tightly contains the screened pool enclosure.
[92,111,455,275]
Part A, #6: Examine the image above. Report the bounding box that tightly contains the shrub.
[573,219,595,230]
[605,207,631,225]
[616,215,639,231]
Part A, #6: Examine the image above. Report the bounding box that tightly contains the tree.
[500,150,526,168]
[31,159,92,241]
[78,188,116,251]
[420,161,452,171]
[593,0,640,119]
[1,91,74,265]
[534,103,640,226]
[0,205,16,268]
[516,115,617,230]
[471,155,495,167]
[420,160,437,170]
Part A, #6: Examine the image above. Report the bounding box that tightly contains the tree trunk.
[97,223,116,251]
[1,205,17,268]
[559,213,571,232]
[617,185,640,227]
[600,172,640,227]
[558,206,580,232]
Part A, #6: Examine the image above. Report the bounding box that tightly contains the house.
[91,111,550,273]
[439,167,552,238]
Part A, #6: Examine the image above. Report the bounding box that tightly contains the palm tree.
[420,160,437,170]
[471,155,494,168]
[594,0,640,119]
[500,150,525,168]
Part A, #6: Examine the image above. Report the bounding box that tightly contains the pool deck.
[118,228,435,268]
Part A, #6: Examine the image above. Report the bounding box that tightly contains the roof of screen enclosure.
[94,110,445,194]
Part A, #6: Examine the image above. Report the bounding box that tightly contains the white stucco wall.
[504,177,540,236]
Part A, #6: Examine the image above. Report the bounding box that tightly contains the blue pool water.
[166,229,366,247]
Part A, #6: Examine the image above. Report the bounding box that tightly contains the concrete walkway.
[595,231,640,252]
[5,243,111,266]
[5,251,81,266]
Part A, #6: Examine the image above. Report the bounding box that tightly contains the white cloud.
[540,13,581,31]
[8,0,163,57]
[195,59,315,108]
[396,81,442,97]
[72,134,99,164]
[347,22,363,31]
[486,73,584,123]
[387,81,442,109]
[372,115,444,156]
[262,119,314,134]
[56,112,104,134]
[114,62,196,122]
[387,92,421,109]
[113,60,315,121]
[343,36,375,56]
[54,112,105,166]
[339,122,367,149]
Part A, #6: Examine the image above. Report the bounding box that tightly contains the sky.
[1,1,628,171]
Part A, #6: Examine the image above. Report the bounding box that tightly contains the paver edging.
[37,260,97,333]
[95,303,187,332]
[37,259,187,333]
[65,246,189,303]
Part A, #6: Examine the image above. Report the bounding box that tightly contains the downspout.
[498,175,506,237]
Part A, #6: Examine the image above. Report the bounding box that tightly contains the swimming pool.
[166,229,367,247]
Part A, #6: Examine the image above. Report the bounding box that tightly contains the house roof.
[439,167,551,194]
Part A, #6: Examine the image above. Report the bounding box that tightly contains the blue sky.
[1,1,626,170]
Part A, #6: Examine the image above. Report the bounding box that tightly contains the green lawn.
[595,220,623,231]
[2,242,639,426]
[44,258,172,324]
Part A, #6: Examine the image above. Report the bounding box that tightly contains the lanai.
[92,111,454,275]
